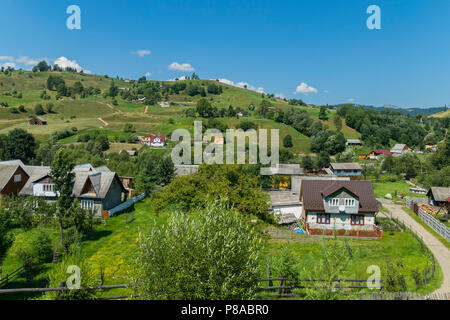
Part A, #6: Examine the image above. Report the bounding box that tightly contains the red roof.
[150,135,166,143]
[372,150,392,155]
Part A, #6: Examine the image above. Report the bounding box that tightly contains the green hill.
[0,70,359,153]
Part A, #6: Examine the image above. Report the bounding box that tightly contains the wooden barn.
[29,116,47,126]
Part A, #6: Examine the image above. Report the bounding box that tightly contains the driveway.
[378,198,450,294]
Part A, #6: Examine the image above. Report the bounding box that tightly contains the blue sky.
[1,0,449,108]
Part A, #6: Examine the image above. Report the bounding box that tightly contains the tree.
[133,202,262,299]
[135,151,175,193]
[301,155,314,172]
[304,237,351,300]
[34,60,51,72]
[319,106,329,120]
[34,104,45,115]
[1,129,37,163]
[283,135,293,148]
[50,149,75,246]
[196,98,213,118]
[123,123,136,133]
[333,115,343,132]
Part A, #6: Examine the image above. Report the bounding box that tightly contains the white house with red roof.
[142,135,166,147]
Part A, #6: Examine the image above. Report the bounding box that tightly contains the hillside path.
[98,118,109,126]
[378,198,450,294]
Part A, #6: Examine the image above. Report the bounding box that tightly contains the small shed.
[29,116,47,126]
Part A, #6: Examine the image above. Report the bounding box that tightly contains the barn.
[29,116,47,126]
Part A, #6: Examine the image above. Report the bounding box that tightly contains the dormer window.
[43,184,54,192]
[14,174,22,183]
[345,198,356,207]
[329,198,339,206]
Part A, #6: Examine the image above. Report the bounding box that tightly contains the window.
[345,198,356,207]
[329,198,339,206]
[14,174,22,183]
[351,215,365,226]
[317,214,331,224]
[43,184,54,192]
[81,200,94,210]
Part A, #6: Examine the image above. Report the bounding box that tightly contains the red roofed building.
[367,149,392,160]
[142,135,166,147]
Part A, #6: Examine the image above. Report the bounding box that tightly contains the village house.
[427,187,450,208]
[327,163,362,180]
[141,135,166,147]
[0,160,30,205]
[346,139,362,147]
[29,116,47,126]
[0,160,126,216]
[158,101,170,107]
[391,143,411,156]
[301,180,381,238]
[119,150,137,157]
[365,149,392,160]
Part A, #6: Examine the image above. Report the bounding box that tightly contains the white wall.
[306,212,375,230]
[33,183,58,197]
[273,205,302,219]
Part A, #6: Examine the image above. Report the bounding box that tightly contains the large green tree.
[50,149,75,246]
[1,129,37,163]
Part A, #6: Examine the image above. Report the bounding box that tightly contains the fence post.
[57,282,65,300]
[265,257,272,287]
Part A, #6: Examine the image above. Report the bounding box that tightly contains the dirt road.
[378,198,450,294]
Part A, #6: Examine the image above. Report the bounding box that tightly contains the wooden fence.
[0,266,25,289]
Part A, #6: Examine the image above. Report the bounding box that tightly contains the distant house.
[0,160,30,205]
[301,180,381,238]
[269,190,302,224]
[367,149,392,160]
[346,139,362,147]
[214,137,225,145]
[391,144,411,156]
[427,187,450,208]
[158,101,170,107]
[142,135,166,147]
[328,163,362,180]
[29,116,47,126]
[425,145,438,152]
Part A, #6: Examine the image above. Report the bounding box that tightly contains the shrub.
[10,227,55,266]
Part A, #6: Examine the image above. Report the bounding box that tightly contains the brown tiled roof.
[301,180,378,213]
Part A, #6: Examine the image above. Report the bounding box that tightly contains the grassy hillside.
[0,71,358,152]
[430,109,450,118]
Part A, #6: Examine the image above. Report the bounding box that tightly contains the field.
[372,181,427,199]
[430,109,450,118]
[0,198,442,299]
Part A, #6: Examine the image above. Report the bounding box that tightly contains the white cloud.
[169,62,195,72]
[16,56,41,66]
[347,98,355,103]
[216,78,265,94]
[54,56,86,72]
[0,56,14,61]
[275,93,286,99]
[131,50,151,58]
[168,75,189,81]
[145,72,152,77]
[1,62,17,69]
[294,82,318,94]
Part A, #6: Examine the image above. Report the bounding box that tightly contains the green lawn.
[262,224,442,295]
[372,181,427,200]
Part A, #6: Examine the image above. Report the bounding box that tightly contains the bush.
[10,227,55,266]
[133,202,262,299]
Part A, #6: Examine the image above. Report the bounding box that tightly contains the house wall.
[323,190,359,214]
[273,204,303,219]
[33,183,59,197]
[332,169,362,177]
[306,212,375,231]
[0,167,29,204]
[102,178,124,211]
